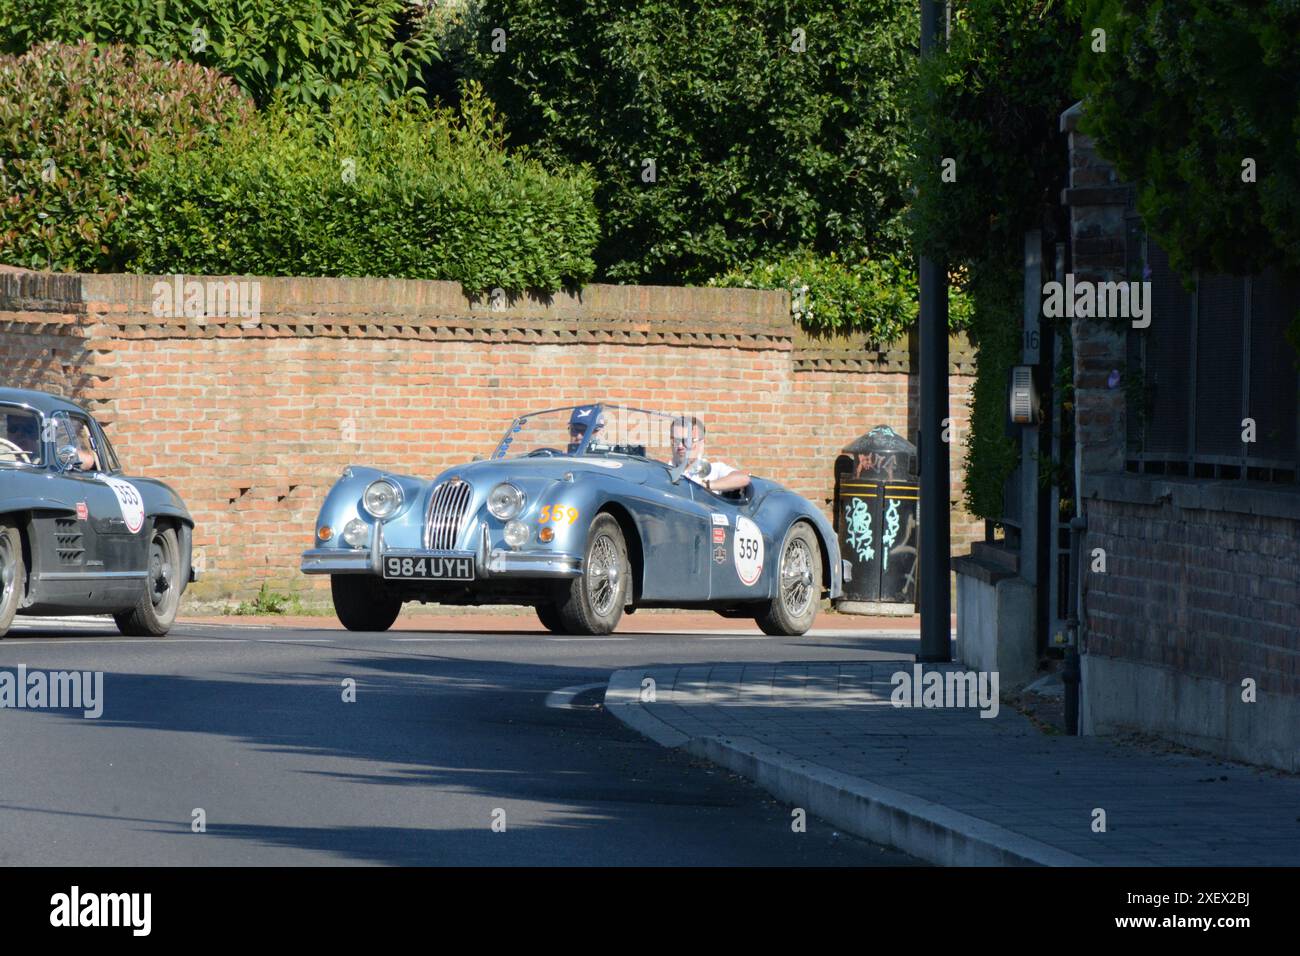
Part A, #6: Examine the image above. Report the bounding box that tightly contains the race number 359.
[733,517,764,586]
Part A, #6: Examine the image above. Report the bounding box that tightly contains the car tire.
[0,521,24,638]
[535,602,566,634]
[756,522,821,636]
[556,513,628,636]
[115,523,182,637]
[331,574,402,632]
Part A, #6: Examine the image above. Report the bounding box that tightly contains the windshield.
[492,405,694,465]
[0,405,43,467]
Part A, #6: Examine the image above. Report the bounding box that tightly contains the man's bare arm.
[709,471,751,492]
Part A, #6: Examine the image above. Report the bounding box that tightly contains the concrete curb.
[604,668,690,747]
[604,667,1094,868]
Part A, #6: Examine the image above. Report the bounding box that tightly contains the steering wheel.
[524,447,563,458]
[0,437,33,464]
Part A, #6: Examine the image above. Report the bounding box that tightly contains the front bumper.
[301,521,582,579]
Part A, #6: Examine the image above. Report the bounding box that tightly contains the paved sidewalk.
[605,661,1300,866]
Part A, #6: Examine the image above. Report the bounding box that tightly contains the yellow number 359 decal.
[539,505,579,525]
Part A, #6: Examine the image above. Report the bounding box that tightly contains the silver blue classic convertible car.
[0,387,197,638]
[302,404,843,635]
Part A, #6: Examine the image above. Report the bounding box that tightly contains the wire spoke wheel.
[557,513,628,635]
[587,533,620,617]
[757,523,821,637]
[780,537,814,618]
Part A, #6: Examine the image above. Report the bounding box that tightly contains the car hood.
[429,455,668,487]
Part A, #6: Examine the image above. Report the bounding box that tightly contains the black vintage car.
[0,387,196,637]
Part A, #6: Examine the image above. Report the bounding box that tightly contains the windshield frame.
[492,404,692,465]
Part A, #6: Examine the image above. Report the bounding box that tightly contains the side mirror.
[56,445,80,471]
[471,454,486,462]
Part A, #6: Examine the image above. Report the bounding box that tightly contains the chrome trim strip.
[38,571,148,581]
[301,549,372,574]
[485,550,583,577]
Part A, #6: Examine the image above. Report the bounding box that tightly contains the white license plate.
[383,556,474,581]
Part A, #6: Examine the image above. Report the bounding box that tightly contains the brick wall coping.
[1083,472,1300,523]
[1,266,979,374]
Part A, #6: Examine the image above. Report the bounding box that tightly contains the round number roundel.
[100,476,145,534]
[733,516,764,586]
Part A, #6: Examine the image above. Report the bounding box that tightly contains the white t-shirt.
[685,459,736,488]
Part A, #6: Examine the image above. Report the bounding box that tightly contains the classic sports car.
[302,404,843,635]
[0,388,197,638]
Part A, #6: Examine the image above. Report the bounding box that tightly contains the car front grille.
[424,479,473,550]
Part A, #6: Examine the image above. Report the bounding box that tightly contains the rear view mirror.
[56,445,80,471]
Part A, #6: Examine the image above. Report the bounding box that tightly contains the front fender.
[751,492,843,600]
[0,496,76,518]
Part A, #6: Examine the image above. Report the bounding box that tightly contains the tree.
[1074,0,1300,279]
[908,0,1084,519]
[0,0,438,108]
[465,0,919,285]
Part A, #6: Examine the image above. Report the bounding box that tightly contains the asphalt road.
[0,617,922,866]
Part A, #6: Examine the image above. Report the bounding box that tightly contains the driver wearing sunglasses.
[670,415,750,494]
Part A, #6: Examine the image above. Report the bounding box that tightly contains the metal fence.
[1126,231,1300,482]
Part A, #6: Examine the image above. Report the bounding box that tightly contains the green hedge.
[709,252,972,344]
[0,40,253,273]
[0,0,437,108]
[122,82,599,293]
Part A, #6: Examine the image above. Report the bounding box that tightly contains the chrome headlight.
[362,479,403,519]
[342,518,369,548]
[487,482,526,520]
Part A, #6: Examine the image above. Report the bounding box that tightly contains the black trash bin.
[834,426,920,608]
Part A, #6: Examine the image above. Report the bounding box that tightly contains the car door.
[39,411,148,586]
[618,464,708,601]
[687,483,766,602]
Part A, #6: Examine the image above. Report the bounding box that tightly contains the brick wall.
[1,269,979,600]
[1084,497,1300,698]
[1062,103,1300,770]
[0,268,99,397]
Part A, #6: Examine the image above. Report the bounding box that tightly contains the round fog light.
[503,520,529,549]
[342,518,369,548]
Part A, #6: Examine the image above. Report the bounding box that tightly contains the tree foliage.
[1074,0,1300,278]
[0,0,438,107]
[908,0,1084,520]
[710,252,972,343]
[465,0,919,286]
